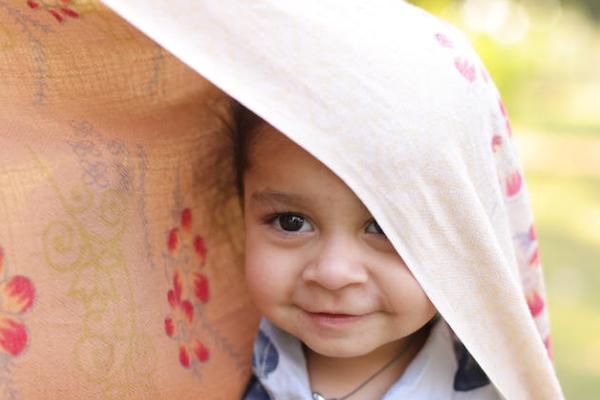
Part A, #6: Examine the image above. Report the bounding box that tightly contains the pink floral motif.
[528,247,540,267]
[526,290,545,317]
[454,57,477,82]
[0,246,36,357]
[544,335,552,359]
[163,209,210,370]
[491,135,503,152]
[498,99,513,137]
[529,224,537,241]
[26,0,80,23]
[505,170,523,198]
[434,33,483,84]
[434,32,454,48]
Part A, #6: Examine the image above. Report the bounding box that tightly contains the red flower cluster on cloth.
[26,0,80,23]
[0,246,36,357]
[163,208,210,369]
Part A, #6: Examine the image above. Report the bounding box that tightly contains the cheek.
[379,261,435,316]
[244,234,297,311]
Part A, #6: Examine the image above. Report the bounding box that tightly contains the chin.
[301,336,375,358]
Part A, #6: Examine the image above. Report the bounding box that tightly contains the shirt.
[244,317,503,399]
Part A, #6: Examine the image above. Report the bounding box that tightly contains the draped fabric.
[0,0,563,398]
[100,1,563,398]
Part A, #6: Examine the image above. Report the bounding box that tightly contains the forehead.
[245,125,369,213]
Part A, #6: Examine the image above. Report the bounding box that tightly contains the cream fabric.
[100,1,564,399]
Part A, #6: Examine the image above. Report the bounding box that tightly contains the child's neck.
[304,326,431,400]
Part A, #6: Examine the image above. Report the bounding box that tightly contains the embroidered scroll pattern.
[32,122,158,399]
[0,246,36,399]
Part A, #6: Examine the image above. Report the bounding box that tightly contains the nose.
[301,234,369,291]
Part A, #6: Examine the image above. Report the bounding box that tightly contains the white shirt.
[251,317,503,400]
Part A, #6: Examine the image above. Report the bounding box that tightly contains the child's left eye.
[365,219,386,235]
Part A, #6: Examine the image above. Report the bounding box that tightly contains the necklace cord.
[311,336,416,400]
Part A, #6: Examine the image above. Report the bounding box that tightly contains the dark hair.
[227,98,266,203]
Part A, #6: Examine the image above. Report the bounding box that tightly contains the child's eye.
[269,213,314,233]
[365,219,386,235]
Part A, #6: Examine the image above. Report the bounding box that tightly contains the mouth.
[310,312,357,317]
[303,310,367,327]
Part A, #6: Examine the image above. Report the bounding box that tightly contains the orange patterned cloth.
[0,1,257,398]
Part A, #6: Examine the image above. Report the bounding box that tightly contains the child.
[102,0,564,398]
[232,103,500,399]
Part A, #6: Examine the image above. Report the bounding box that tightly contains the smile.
[304,310,366,327]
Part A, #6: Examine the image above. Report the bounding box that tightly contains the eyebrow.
[250,190,310,208]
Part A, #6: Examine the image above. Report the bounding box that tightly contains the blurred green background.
[409,0,599,398]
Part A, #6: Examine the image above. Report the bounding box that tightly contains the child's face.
[243,125,437,358]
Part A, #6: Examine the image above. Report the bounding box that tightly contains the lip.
[304,310,366,327]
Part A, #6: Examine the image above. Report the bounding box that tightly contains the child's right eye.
[268,213,314,233]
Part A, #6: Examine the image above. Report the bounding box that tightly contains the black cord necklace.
[310,338,415,400]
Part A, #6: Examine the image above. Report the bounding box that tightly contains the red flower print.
[526,291,544,317]
[435,32,454,48]
[173,270,183,302]
[181,300,194,323]
[1,276,35,314]
[164,317,175,337]
[454,57,476,82]
[163,209,210,371]
[193,271,209,303]
[167,228,179,254]
[166,270,194,323]
[194,236,207,264]
[193,339,209,362]
[167,289,178,309]
[179,345,191,368]
[0,246,36,358]
[26,0,80,23]
[181,208,193,232]
[0,318,27,357]
[505,171,522,198]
